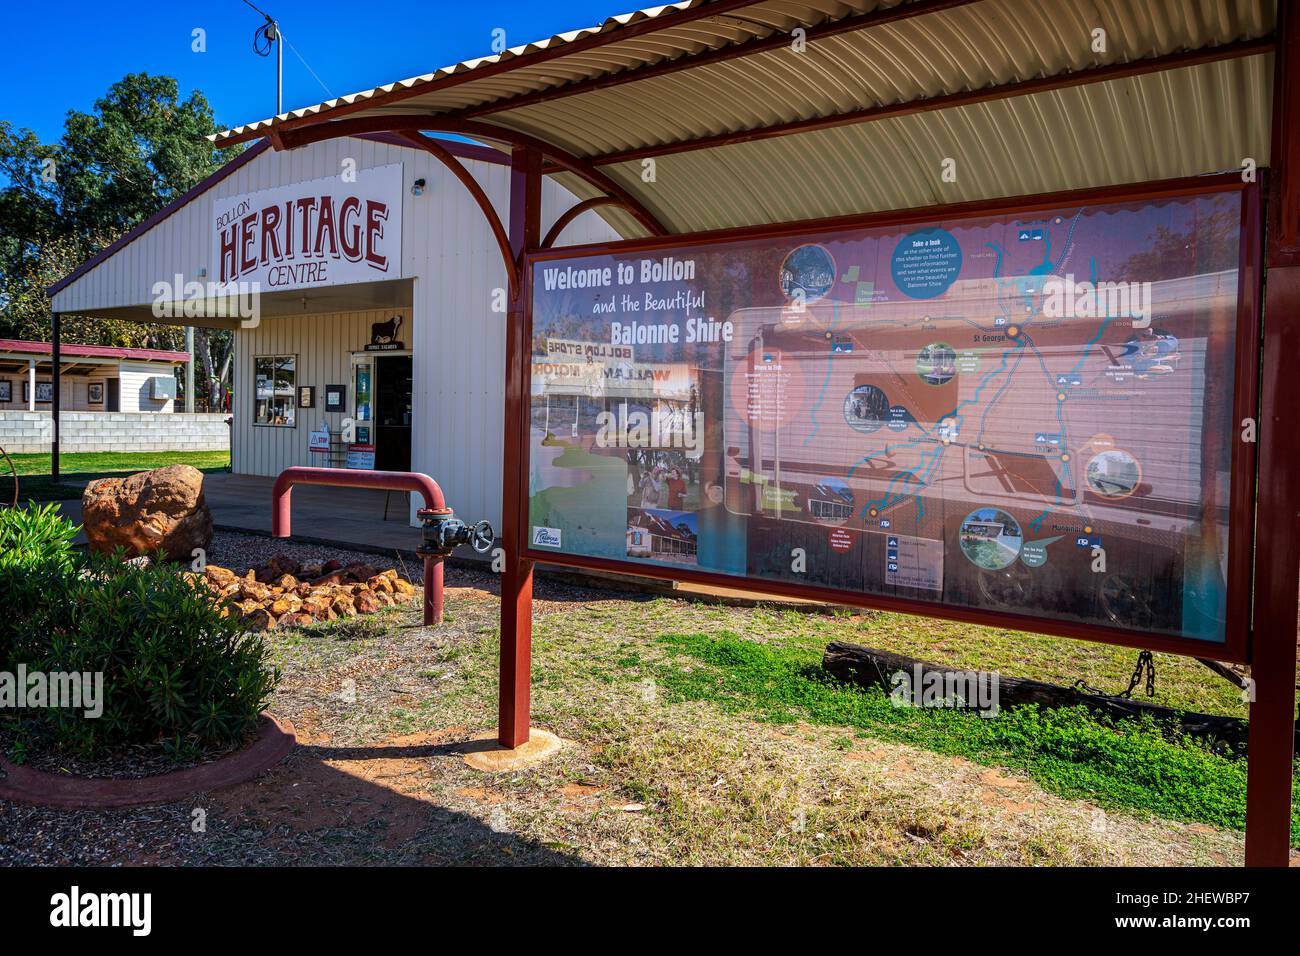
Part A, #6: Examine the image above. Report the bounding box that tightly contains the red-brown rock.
[353,589,381,614]
[81,465,213,562]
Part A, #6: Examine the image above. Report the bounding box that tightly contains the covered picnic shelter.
[201,0,1298,865]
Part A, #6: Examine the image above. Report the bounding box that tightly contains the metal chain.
[1121,650,1157,699]
[1074,650,1156,699]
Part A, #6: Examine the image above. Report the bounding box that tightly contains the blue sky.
[0,0,624,142]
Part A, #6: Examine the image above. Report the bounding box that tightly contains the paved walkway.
[201,472,425,553]
[50,472,424,555]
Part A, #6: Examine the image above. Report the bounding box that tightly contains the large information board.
[524,185,1255,648]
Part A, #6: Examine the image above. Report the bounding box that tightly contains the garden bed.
[0,715,295,808]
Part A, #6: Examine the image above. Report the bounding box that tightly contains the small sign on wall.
[0,381,10,403]
[325,384,346,411]
[298,386,315,408]
[23,381,52,403]
[88,382,104,405]
[346,443,376,470]
[364,314,405,351]
[308,424,331,454]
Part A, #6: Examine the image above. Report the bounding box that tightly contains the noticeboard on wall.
[522,181,1259,655]
[346,443,376,470]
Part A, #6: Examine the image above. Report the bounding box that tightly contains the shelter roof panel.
[209,0,1275,232]
[580,55,1271,233]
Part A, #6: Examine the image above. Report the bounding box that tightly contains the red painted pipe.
[272,467,448,626]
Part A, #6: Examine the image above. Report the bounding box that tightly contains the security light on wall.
[411,178,427,196]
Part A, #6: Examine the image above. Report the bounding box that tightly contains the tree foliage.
[0,73,242,405]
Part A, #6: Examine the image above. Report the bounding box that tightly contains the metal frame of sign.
[518,173,1262,665]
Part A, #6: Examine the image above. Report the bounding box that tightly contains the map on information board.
[527,190,1246,643]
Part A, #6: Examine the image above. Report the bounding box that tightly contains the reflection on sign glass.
[527,191,1245,643]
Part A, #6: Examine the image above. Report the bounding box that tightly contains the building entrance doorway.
[374,354,412,471]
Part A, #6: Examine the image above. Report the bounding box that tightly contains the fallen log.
[822,641,1294,754]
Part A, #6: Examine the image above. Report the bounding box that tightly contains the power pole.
[184,326,195,412]
[244,1,283,114]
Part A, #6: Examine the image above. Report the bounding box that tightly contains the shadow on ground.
[0,733,582,866]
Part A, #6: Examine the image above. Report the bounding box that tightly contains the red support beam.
[541,196,620,248]
[584,35,1275,167]
[462,0,981,119]
[498,146,542,749]
[1244,0,1300,868]
[276,116,669,237]
[394,131,519,301]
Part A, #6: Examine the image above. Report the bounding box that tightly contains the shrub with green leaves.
[0,503,81,666]
[1,504,279,759]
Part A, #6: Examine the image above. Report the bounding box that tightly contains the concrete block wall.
[0,411,229,455]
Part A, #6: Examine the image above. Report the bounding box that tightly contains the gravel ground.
[205,531,415,582]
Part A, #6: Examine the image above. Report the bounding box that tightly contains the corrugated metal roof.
[212,0,1276,234]
[0,339,190,363]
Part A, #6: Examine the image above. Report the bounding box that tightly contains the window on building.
[253,355,296,426]
[810,498,852,520]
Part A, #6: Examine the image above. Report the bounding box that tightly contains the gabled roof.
[207,0,1277,237]
[0,339,189,364]
[48,133,506,297]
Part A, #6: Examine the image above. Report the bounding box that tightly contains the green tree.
[0,73,242,405]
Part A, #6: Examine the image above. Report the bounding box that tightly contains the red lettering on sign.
[829,528,855,553]
[339,196,363,261]
[365,200,389,270]
[239,213,258,276]
[260,204,282,265]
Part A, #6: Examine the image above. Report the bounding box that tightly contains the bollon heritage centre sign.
[211,164,404,290]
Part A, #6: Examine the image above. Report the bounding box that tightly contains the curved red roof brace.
[394,130,519,302]
[276,115,669,238]
[540,196,621,249]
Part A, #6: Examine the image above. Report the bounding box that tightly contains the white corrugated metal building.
[48,134,621,528]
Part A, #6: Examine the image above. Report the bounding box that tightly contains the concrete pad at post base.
[459,729,564,771]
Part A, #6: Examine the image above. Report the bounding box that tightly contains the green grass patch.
[651,631,1300,843]
[4,450,230,502]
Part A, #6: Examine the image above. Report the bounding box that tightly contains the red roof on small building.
[0,339,189,364]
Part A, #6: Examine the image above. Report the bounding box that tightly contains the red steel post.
[271,466,449,626]
[423,555,444,626]
[1244,0,1300,867]
[498,146,542,749]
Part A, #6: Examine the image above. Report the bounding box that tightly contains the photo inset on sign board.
[805,476,854,524]
[627,449,700,512]
[779,243,836,305]
[1086,449,1142,498]
[626,508,698,566]
[959,507,1024,570]
[843,383,890,433]
[916,342,957,385]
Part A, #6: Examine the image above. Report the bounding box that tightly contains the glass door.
[352,358,373,446]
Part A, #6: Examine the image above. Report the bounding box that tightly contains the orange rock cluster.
[193,554,417,630]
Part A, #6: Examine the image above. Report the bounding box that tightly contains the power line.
[236,1,335,108]
[286,38,335,99]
